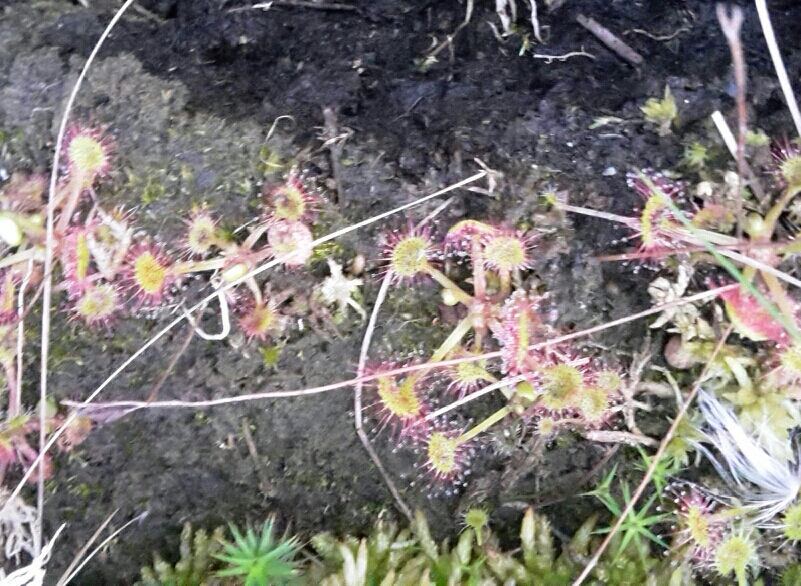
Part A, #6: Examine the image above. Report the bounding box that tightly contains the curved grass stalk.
[57,511,148,586]
[353,270,413,521]
[425,376,523,422]
[37,0,139,551]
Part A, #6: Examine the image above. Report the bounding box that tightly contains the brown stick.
[146,316,198,403]
[717,4,747,238]
[576,14,643,66]
[322,107,345,206]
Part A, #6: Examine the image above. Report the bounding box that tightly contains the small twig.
[572,325,734,585]
[131,2,164,23]
[597,234,791,263]
[717,4,747,238]
[392,95,424,122]
[322,107,347,206]
[146,316,199,403]
[619,338,654,435]
[471,157,501,197]
[711,110,737,159]
[266,115,296,141]
[576,14,643,66]
[626,26,689,42]
[583,430,659,447]
[418,197,456,228]
[647,365,684,407]
[545,0,566,11]
[228,1,358,13]
[228,2,273,11]
[423,22,467,62]
[531,48,595,63]
[518,445,619,509]
[528,0,545,43]
[241,418,275,497]
[55,511,118,586]
[500,434,545,494]
[275,0,357,10]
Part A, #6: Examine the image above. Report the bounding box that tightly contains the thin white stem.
[14,259,33,418]
[184,290,230,341]
[418,196,455,227]
[558,204,633,225]
[755,0,801,139]
[528,0,543,43]
[353,271,411,520]
[572,326,734,586]
[60,511,148,585]
[716,248,801,290]
[355,273,391,430]
[38,0,139,552]
[59,284,736,415]
[712,110,738,158]
[425,376,521,421]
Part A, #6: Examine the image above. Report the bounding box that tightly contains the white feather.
[695,389,801,525]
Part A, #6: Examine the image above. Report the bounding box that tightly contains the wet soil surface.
[0,0,800,583]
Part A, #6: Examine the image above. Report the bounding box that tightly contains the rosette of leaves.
[213,517,302,586]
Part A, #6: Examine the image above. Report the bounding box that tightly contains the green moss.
[260,344,282,367]
[256,145,286,177]
[641,85,677,136]
[69,482,103,500]
[141,176,167,205]
[683,142,708,169]
[136,523,230,586]
[307,508,693,585]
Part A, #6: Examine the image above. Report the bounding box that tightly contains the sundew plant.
[3,1,801,586]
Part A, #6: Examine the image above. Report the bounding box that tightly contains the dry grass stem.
[38,0,138,551]
[572,325,734,585]
[717,4,746,237]
[755,0,801,138]
[354,272,413,521]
